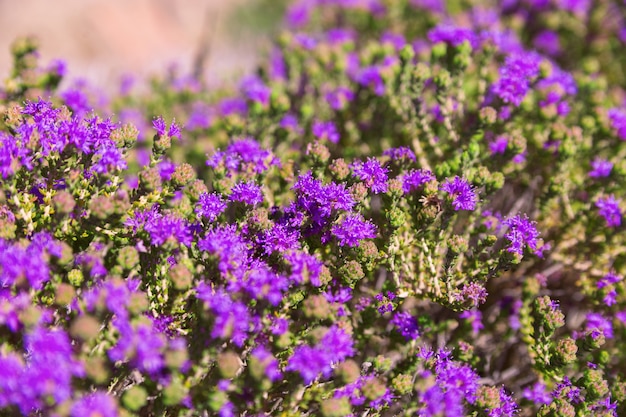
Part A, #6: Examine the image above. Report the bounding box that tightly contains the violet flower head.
[391,311,420,340]
[286,325,354,384]
[355,65,386,96]
[198,225,249,277]
[533,30,561,56]
[325,87,355,110]
[588,158,613,178]
[251,346,282,382]
[586,312,614,339]
[71,392,118,417]
[440,176,477,211]
[312,120,340,143]
[491,51,542,106]
[332,213,377,247]
[403,169,434,194]
[608,108,626,140]
[284,250,323,286]
[459,309,484,335]
[489,136,508,155]
[153,116,167,136]
[502,214,541,256]
[522,382,552,406]
[196,192,227,222]
[352,157,389,194]
[384,146,416,162]
[152,116,181,139]
[427,24,478,48]
[240,75,271,106]
[196,286,253,347]
[230,181,264,205]
[219,97,248,116]
[596,195,621,227]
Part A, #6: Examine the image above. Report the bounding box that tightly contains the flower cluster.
[1,1,626,416]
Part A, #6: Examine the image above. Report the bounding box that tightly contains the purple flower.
[230,181,264,205]
[352,157,389,194]
[332,213,377,247]
[284,250,323,286]
[502,214,542,256]
[459,309,484,335]
[381,31,406,50]
[491,51,542,106]
[384,146,416,162]
[428,24,478,48]
[219,97,248,116]
[292,172,355,225]
[325,87,355,110]
[608,108,626,140]
[596,195,621,227]
[327,28,357,44]
[108,320,166,374]
[403,169,435,194]
[489,136,508,155]
[240,75,271,106]
[355,65,386,96]
[286,326,354,384]
[586,312,614,339]
[588,158,613,178]
[71,392,118,417]
[198,225,249,277]
[533,30,561,56]
[152,116,181,139]
[270,48,287,81]
[251,346,282,382]
[196,192,227,221]
[257,224,300,256]
[440,176,477,211]
[391,311,420,340]
[196,286,253,347]
[312,120,340,143]
[522,382,552,406]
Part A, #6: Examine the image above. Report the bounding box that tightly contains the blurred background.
[0,0,287,91]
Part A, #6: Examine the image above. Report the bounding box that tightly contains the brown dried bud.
[335,360,360,384]
[89,195,115,220]
[139,167,162,192]
[320,397,351,417]
[169,263,193,290]
[303,295,332,320]
[171,163,196,187]
[187,179,208,201]
[70,315,101,341]
[53,190,76,215]
[55,283,76,305]
[217,351,241,378]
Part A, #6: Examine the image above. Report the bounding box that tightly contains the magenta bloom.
[440,176,477,211]
[502,214,541,256]
[352,157,389,194]
[230,181,264,205]
[588,158,613,178]
[596,195,621,227]
[332,213,377,247]
[196,192,227,221]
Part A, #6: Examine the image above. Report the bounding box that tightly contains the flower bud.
[321,397,351,417]
[335,360,360,384]
[303,295,332,320]
[217,351,242,378]
[53,190,76,215]
[122,386,148,412]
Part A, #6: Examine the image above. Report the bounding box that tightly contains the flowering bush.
[1,1,626,416]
